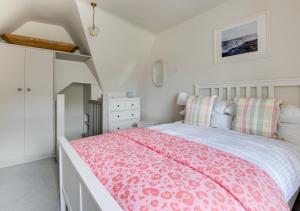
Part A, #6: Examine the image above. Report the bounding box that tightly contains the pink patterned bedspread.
[71,128,289,211]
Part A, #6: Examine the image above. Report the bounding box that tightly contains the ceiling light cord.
[92,2,96,30]
[89,1,99,37]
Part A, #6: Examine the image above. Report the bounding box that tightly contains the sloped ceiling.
[0,0,229,92]
[100,0,228,33]
[74,0,156,92]
[0,0,90,55]
[0,0,229,49]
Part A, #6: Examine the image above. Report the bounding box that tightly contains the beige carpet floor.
[0,158,60,211]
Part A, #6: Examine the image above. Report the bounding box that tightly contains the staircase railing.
[88,99,102,136]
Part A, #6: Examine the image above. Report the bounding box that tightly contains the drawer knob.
[117,105,120,107]
[131,114,134,116]
[132,104,134,106]
[117,127,120,130]
[117,115,120,118]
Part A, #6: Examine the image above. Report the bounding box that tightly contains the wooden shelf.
[55,51,92,63]
[1,33,79,53]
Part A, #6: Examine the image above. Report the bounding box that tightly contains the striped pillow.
[184,96,217,128]
[233,98,282,138]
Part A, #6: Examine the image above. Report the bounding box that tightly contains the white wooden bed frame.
[194,78,300,102]
[57,78,300,211]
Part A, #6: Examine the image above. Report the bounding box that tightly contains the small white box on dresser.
[102,93,140,133]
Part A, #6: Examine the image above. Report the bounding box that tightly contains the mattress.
[151,123,300,202]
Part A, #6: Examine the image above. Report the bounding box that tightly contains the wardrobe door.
[0,45,25,161]
[25,48,54,156]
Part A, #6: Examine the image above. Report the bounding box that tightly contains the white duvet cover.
[151,123,300,202]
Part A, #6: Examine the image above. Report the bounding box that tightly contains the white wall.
[55,60,101,140]
[138,0,300,123]
[6,1,156,95]
[74,0,156,92]
[55,60,101,98]
[61,83,84,140]
[11,19,102,139]
[13,21,101,98]
[13,21,74,43]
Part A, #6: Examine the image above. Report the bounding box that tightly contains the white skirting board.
[0,154,54,169]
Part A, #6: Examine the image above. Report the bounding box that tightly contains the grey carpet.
[0,158,60,211]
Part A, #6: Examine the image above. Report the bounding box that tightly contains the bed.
[152,123,300,205]
[57,78,300,211]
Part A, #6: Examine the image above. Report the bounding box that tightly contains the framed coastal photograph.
[214,11,270,64]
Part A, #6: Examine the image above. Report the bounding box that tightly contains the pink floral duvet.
[71,128,289,211]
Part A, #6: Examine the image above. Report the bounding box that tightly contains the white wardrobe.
[0,44,54,167]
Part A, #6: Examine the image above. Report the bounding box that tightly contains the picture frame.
[214,10,270,64]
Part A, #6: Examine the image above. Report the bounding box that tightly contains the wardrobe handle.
[27,88,31,92]
[17,88,23,92]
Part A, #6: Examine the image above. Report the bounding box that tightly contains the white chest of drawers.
[102,96,140,133]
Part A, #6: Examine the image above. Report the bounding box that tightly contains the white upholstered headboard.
[194,78,300,106]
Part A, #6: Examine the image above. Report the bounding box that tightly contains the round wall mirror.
[152,60,166,88]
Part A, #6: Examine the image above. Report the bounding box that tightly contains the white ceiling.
[0,0,228,53]
[100,0,228,33]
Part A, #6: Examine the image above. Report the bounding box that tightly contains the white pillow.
[211,112,233,129]
[213,100,235,115]
[210,100,235,130]
[277,123,300,147]
[277,104,300,147]
[280,105,300,124]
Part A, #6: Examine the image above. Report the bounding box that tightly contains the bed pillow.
[211,100,235,130]
[213,100,235,115]
[277,123,300,147]
[184,96,217,128]
[277,105,300,146]
[232,98,282,138]
[279,104,300,125]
